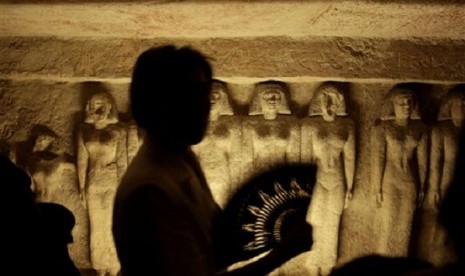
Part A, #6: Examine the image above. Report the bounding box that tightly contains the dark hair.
[130,45,213,133]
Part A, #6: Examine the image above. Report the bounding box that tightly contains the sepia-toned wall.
[1,1,464,275]
[2,77,463,272]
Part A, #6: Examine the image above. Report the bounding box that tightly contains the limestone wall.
[1,1,464,275]
[1,75,462,271]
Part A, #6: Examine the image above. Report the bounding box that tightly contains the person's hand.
[376,192,383,206]
[275,217,313,260]
[217,213,313,276]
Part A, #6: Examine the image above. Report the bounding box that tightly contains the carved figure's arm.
[343,121,356,208]
[241,120,255,181]
[300,121,314,164]
[371,123,386,205]
[416,127,428,206]
[76,127,88,201]
[440,141,456,206]
[286,122,301,164]
[228,120,243,188]
[429,126,443,208]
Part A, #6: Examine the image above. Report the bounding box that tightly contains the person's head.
[0,139,15,162]
[0,154,37,220]
[130,45,213,148]
[85,91,119,128]
[249,81,291,120]
[308,83,347,121]
[38,203,76,245]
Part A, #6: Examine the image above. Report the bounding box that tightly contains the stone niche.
[1,1,465,276]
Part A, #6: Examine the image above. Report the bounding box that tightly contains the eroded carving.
[243,81,300,180]
[371,87,428,256]
[34,126,90,268]
[192,80,241,208]
[301,83,355,274]
[77,91,127,275]
[419,87,465,264]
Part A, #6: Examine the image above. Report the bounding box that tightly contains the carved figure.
[192,80,241,208]
[26,126,63,202]
[301,83,355,275]
[243,81,300,180]
[77,91,127,276]
[17,125,90,268]
[419,88,465,264]
[371,87,428,256]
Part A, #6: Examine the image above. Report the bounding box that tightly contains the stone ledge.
[1,36,465,81]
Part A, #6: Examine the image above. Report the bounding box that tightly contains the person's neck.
[144,132,190,155]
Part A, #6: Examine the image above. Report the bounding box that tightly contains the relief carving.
[418,87,464,264]
[13,124,90,268]
[242,81,300,180]
[27,126,72,203]
[76,91,127,275]
[192,80,242,208]
[371,87,428,256]
[301,83,356,274]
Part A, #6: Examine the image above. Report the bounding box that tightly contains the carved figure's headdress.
[85,91,119,124]
[308,83,348,116]
[437,88,465,121]
[380,87,421,121]
[249,81,291,116]
[211,79,234,116]
[30,124,59,141]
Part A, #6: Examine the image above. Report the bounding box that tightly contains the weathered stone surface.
[2,2,464,39]
[1,79,459,272]
[1,36,465,81]
[2,1,464,274]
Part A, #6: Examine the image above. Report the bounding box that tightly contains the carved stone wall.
[2,77,462,271]
[1,1,464,275]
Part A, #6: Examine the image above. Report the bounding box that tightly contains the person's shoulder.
[402,263,463,276]
[117,153,182,203]
[330,255,433,276]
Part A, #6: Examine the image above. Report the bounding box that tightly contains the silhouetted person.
[329,254,432,276]
[112,45,312,276]
[1,154,80,275]
[2,153,41,274]
[38,202,81,276]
